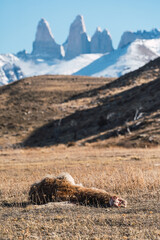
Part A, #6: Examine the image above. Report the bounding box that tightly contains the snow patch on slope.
[143,39,160,55]
[1,38,160,85]
[18,54,102,77]
[74,39,159,77]
[0,54,24,85]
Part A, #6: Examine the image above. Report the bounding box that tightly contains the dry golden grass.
[1,61,160,239]
[1,74,160,149]
[0,75,114,148]
[0,145,160,239]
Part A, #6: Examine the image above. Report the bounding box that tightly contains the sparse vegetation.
[0,72,160,149]
[0,58,160,239]
[0,146,160,239]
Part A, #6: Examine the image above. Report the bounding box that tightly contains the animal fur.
[29,173,127,208]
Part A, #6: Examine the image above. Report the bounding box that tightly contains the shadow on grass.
[69,57,160,102]
[1,201,31,208]
[21,77,160,148]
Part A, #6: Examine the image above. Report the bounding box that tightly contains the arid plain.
[0,58,160,239]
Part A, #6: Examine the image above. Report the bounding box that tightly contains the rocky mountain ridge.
[91,27,113,53]
[16,15,114,61]
[1,37,160,85]
[32,18,63,60]
[1,15,160,85]
[64,15,90,59]
[118,28,160,49]
[17,15,160,61]
[17,15,114,60]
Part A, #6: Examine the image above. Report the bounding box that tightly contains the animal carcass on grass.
[29,173,127,208]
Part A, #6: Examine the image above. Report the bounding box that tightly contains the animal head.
[109,196,127,208]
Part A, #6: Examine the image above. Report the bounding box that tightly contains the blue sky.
[1,0,160,54]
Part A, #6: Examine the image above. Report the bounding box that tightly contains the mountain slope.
[1,39,160,85]
[0,75,112,147]
[74,39,159,77]
[0,57,160,148]
[18,54,102,76]
[0,54,24,85]
[0,53,102,85]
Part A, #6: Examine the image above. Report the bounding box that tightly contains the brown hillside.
[0,57,160,148]
[0,75,113,147]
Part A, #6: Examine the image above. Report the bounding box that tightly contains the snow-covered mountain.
[75,39,159,77]
[0,54,24,85]
[1,38,160,85]
[18,53,102,77]
[17,15,113,61]
[1,15,160,85]
[118,29,160,48]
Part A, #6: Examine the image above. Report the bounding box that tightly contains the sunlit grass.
[0,146,160,239]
